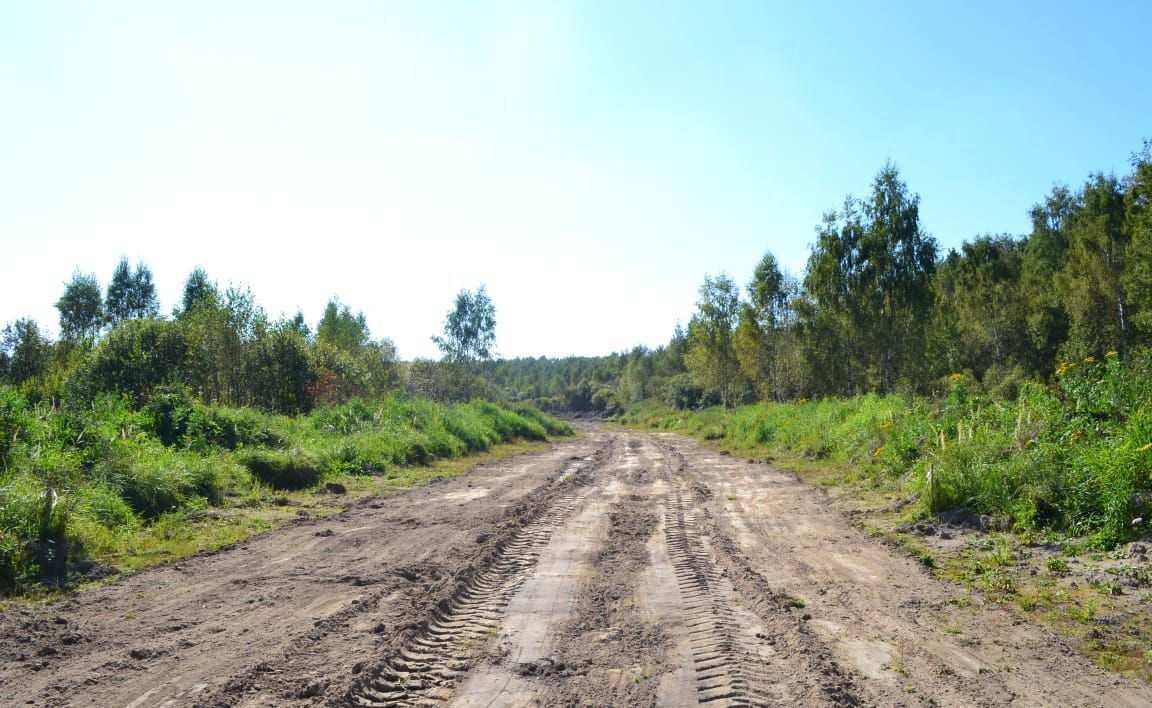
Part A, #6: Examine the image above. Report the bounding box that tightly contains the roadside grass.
[620,354,1152,682]
[623,354,1152,547]
[0,388,570,599]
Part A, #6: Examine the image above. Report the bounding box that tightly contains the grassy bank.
[0,387,571,597]
[623,353,1152,547]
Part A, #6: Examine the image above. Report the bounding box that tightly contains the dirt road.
[3,427,1149,707]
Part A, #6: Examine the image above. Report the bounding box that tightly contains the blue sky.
[2,1,1149,358]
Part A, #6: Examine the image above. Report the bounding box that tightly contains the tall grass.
[0,389,570,594]
[624,353,1152,547]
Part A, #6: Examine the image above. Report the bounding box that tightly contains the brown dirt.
[2,427,1149,707]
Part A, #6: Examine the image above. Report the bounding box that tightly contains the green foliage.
[105,257,160,325]
[144,386,284,450]
[0,319,51,387]
[624,353,1152,548]
[0,378,568,595]
[317,298,371,351]
[431,286,498,402]
[0,386,32,466]
[239,449,320,491]
[56,270,104,341]
[80,318,187,404]
[803,165,937,395]
[508,403,573,437]
[433,285,497,365]
[178,266,219,317]
[684,273,743,407]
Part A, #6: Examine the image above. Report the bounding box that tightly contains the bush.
[508,404,573,437]
[144,387,285,450]
[466,400,548,441]
[312,398,376,435]
[0,473,73,587]
[240,450,320,490]
[0,386,32,465]
[109,446,223,519]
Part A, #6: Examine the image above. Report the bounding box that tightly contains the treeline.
[1,259,405,413]
[495,143,1152,411]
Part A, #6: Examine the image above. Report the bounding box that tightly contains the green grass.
[622,354,1152,547]
[0,388,571,596]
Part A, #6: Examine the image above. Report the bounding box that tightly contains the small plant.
[1045,557,1070,575]
[1093,579,1124,596]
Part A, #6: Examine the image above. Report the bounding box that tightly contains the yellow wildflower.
[1106,351,1119,358]
[949,373,963,381]
[1139,443,1152,453]
[1084,356,1096,364]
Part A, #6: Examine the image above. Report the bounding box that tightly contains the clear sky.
[2,1,1149,359]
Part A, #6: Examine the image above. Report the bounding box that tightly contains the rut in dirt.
[664,487,777,706]
[348,458,597,706]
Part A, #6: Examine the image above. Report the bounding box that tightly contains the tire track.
[348,463,596,707]
[664,486,779,706]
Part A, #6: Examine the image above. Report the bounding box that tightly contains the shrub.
[145,387,286,451]
[239,450,320,490]
[0,386,32,465]
[0,473,73,587]
[466,401,547,441]
[508,404,573,437]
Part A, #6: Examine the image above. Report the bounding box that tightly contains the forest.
[495,142,1152,412]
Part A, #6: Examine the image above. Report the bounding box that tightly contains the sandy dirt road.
[2,427,1149,707]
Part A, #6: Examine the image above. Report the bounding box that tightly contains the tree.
[1059,173,1130,358]
[431,286,497,402]
[1124,141,1152,344]
[684,273,743,406]
[802,165,936,393]
[802,201,867,395]
[247,320,313,414]
[84,319,186,404]
[433,286,497,364]
[739,252,802,400]
[317,298,370,351]
[1021,186,1074,373]
[0,319,52,385]
[858,164,937,390]
[56,270,103,340]
[932,236,1028,382]
[178,266,219,317]
[106,257,159,324]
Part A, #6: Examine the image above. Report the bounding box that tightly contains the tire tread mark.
[349,465,593,707]
[664,487,780,707]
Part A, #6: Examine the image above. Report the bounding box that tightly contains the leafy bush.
[466,400,548,441]
[0,473,73,587]
[239,450,320,490]
[108,445,223,518]
[508,404,573,437]
[145,387,284,450]
[0,386,32,465]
